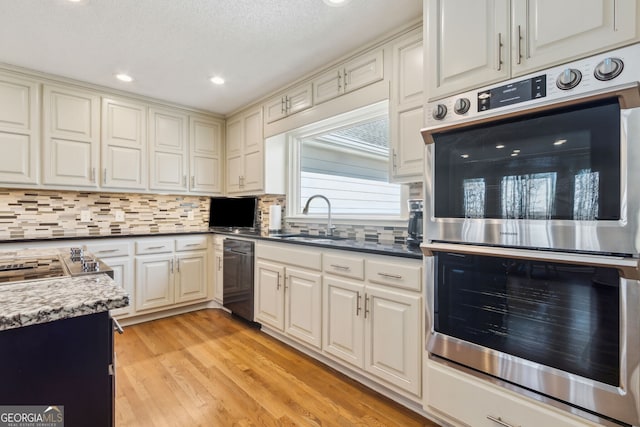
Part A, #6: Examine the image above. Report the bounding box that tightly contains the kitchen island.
[0,257,129,427]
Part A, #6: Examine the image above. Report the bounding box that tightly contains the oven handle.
[421,83,640,144]
[421,242,640,280]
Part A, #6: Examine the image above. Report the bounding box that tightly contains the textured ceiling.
[0,0,422,115]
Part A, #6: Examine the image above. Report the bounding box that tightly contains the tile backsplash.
[0,189,209,240]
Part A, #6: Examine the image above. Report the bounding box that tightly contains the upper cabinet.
[390,29,425,183]
[149,107,189,192]
[226,106,264,194]
[42,85,100,188]
[313,50,384,105]
[0,72,39,185]
[101,98,147,190]
[265,82,313,124]
[189,115,223,194]
[426,0,640,100]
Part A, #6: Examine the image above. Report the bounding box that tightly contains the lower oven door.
[422,242,640,426]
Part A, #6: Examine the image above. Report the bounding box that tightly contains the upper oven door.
[422,86,640,254]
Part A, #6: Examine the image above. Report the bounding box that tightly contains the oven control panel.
[425,42,640,128]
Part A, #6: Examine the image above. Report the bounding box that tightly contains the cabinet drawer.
[323,252,364,280]
[426,362,596,427]
[176,236,208,252]
[135,239,174,255]
[256,242,321,270]
[366,258,421,292]
[85,241,131,258]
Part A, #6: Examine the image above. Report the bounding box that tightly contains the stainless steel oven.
[421,43,640,426]
[421,44,640,255]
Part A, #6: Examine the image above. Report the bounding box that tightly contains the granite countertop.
[1,228,211,243]
[0,274,129,331]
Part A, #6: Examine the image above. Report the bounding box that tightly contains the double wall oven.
[421,43,640,426]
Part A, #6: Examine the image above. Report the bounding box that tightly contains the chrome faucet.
[302,194,336,236]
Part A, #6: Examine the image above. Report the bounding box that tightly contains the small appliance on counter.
[406,199,423,246]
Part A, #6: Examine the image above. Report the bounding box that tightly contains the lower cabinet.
[255,243,323,349]
[135,236,208,312]
[213,236,224,303]
[425,360,600,427]
[323,269,422,396]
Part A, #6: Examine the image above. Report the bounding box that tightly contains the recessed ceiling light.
[460,154,470,159]
[323,0,351,6]
[512,149,521,153]
[511,153,519,157]
[554,139,567,146]
[495,144,505,149]
[210,76,225,85]
[115,73,133,83]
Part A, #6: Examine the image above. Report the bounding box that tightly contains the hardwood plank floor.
[115,309,438,426]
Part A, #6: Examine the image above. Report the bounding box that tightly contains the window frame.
[285,101,409,226]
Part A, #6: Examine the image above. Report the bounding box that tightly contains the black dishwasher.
[223,239,255,323]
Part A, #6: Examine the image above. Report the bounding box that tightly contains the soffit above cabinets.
[0,0,422,115]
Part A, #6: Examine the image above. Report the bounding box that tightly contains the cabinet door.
[214,250,224,303]
[391,106,425,182]
[323,276,365,369]
[426,361,597,427]
[42,85,100,187]
[365,286,421,396]
[226,117,243,193]
[343,50,384,94]
[102,256,134,318]
[265,95,287,124]
[102,98,147,189]
[284,267,322,349]
[426,0,510,100]
[149,107,188,192]
[175,251,208,303]
[393,32,424,107]
[0,73,39,185]
[242,109,264,192]
[512,0,639,75]
[313,68,342,105]
[190,116,223,194]
[286,83,313,116]
[135,255,174,311]
[255,260,285,331]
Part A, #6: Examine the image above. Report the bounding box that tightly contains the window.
[287,102,406,220]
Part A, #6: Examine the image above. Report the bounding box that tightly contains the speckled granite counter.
[0,274,129,331]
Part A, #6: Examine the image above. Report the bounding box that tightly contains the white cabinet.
[149,107,188,192]
[264,82,313,124]
[42,84,100,188]
[226,106,264,194]
[426,0,640,100]
[323,251,423,396]
[84,240,134,318]
[313,49,384,105]
[425,360,599,427]
[101,97,147,189]
[135,236,209,312]
[190,115,223,194]
[0,72,39,185]
[512,0,640,76]
[390,29,425,182]
[255,242,323,349]
[213,236,224,303]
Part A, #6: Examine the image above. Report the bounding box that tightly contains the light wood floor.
[115,309,438,427]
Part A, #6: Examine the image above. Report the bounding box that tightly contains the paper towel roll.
[269,205,282,232]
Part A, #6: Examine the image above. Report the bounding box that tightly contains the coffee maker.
[406,199,423,246]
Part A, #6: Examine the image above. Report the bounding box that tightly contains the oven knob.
[454,98,471,115]
[556,68,582,90]
[432,104,448,120]
[594,57,624,81]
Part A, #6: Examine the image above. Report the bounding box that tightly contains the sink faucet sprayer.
[302,194,336,236]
